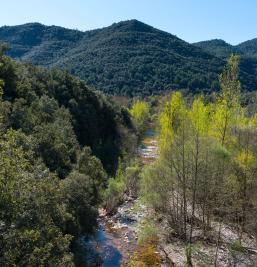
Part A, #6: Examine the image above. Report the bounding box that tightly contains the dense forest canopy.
[1,20,257,96]
[0,46,135,174]
[0,47,137,265]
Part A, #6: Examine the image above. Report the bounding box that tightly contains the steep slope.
[1,20,257,95]
[0,51,135,174]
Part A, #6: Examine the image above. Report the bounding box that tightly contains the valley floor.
[80,129,158,266]
[81,128,257,267]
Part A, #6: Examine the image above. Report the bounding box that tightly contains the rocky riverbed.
[79,127,257,267]
[80,198,148,266]
[80,129,158,266]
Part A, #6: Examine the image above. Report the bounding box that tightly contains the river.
[79,129,157,267]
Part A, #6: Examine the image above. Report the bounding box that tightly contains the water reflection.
[81,224,122,267]
[80,129,157,266]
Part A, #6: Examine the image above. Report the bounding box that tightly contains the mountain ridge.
[1,20,257,95]
[194,37,257,58]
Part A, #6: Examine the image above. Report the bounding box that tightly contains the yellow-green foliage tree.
[140,55,257,266]
[130,100,150,136]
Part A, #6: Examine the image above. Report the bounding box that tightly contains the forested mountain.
[194,38,257,59]
[0,23,85,64]
[237,38,257,57]
[2,20,257,96]
[193,39,238,59]
[194,38,257,92]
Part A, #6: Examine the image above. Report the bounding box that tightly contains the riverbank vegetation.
[104,159,141,214]
[2,34,257,266]
[140,54,257,265]
[129,100,150,137]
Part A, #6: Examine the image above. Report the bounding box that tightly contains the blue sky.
[1,0,256,45]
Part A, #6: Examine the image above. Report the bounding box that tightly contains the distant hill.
[194,39,257,91]
[237,38,257,57]
[193,39,238,59]
[194,38,257,59]
[1,20,257,95]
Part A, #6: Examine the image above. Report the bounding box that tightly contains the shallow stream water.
[80,129,157,266]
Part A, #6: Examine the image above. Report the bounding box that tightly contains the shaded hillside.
[0,20,222,95]
[0,48,137,266]
[53,20,224,95]
[0,49,135,174]
[1,20,257,95]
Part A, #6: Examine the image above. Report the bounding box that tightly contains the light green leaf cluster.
[141,55,257,260]
[130,100,150,135]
